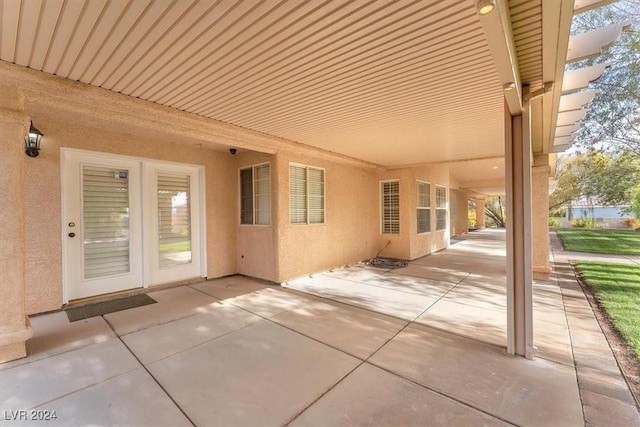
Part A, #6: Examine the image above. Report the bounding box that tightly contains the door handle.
[68,232,76,238]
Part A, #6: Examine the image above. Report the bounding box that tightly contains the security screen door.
[63,149,203,301]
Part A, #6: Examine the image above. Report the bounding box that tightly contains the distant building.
[562,199,633,228]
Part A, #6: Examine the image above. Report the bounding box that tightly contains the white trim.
[61,148,206,300]
[198,166,207,280]
[239,162,272,227]
[60,150,69,304]
[380,179,400,235]
[416,180,431,235]
[435,184,448,232]
[288,162,326,225]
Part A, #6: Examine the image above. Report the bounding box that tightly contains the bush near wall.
[468,211,477,227]
[573,218,596,228]
[549,218,561,227]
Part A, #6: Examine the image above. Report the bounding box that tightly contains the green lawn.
[556,229,640,256]
[575,261,640,358]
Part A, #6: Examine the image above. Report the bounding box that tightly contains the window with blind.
[381,180,400,234]
[451,192,457,220]
[157,173,192,268]
[82,166,131,279]
[240,163,271,225]
[417,181,430,234]
[436,185,447,231]
[289,164,325,224]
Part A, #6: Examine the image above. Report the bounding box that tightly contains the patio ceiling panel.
[0,0,507,166]
[509,0,543,89]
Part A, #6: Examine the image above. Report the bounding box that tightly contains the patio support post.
[476,198,486,228]
[0,84,33,363]
[505,96,535,359]
[532,154,552,280]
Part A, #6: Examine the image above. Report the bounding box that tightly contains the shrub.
[549,208,566,218]
[549,218,561,227]
[573,218,596,228]
[468,210,477,227]
[624,217,638,229]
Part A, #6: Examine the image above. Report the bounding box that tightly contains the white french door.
[62,149,204,301]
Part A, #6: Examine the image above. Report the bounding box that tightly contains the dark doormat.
[65,293,157,322]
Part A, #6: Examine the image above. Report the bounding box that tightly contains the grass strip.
[556,229,640,256]
[575,261,640,358]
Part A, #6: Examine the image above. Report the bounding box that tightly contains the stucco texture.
[275,150,379,282]
[0,86,33,360]
[236,151,278,281]
[6,68,467,315]
[376,165,451,261]
[22,113,237,314]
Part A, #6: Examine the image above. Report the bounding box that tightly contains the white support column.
[505,95,535,359]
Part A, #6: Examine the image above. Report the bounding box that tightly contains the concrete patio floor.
[1,229,639,426]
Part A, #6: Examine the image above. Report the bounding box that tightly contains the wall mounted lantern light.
[24,121,43,157]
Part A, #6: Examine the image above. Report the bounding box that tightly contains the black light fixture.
[24,121,43,157]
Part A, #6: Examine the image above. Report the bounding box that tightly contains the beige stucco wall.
[0,84,33,361]
[275,150,379,282]
[375,165,451,261]
[236,151,279,281]
[18,111,464,313]
[4,64,466,315]
[449,188,470,238]
[23,114,238,314]
[532,154,551,279]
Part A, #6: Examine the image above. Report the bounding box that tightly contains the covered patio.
[2,229,637,426]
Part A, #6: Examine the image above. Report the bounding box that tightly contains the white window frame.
[239,162,271,226]
[436,185,448,231]
[289,163,325,225]
[416,180,431,234]
[451,191,457,220]
[381,180,400,234]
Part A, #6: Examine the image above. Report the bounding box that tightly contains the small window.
[436,185,447,231]
[417,181,430,234]
[451,192,457,220]
[289,164,325,224]
[381,180,400,234]
[240,163,271,225]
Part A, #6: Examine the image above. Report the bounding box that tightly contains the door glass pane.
[83,166,130,279]
[158,173,192,268]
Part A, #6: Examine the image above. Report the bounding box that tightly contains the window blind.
[254,164,271,225]
[82,166,131,279]
[417,181,430,234]
[308,167,325,224]
[382,181,400,234]
[289,165,307,224]
[436,185,447,231]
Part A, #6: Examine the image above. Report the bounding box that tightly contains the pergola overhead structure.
[0,0,630,363]
[0,0,622,172]
[1,0,508,167]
